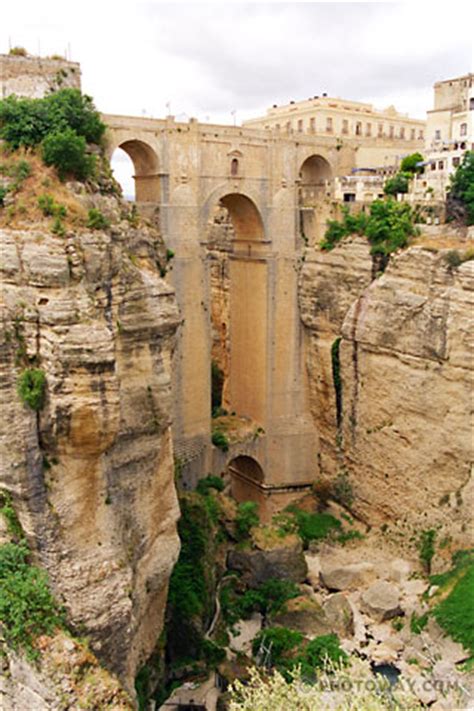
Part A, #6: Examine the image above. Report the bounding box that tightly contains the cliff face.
[299,241,473,544]
[0,221,181,690]
[298,237,374,476]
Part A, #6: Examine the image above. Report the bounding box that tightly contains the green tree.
[448,151,474,225]
[400,152,424,174]
[42,128,95,181]
[384,172,411,195]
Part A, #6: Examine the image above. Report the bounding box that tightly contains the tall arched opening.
[299,154,333,245]
[207,193,267,427]
[111,139,160,203]
[228,455,265,504]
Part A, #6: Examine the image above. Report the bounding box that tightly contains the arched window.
[231,158,239,176]
[460,123,467,136]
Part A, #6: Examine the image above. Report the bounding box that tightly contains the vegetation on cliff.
[321,200,418,257]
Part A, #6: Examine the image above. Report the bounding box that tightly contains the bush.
[418,529,436,574]
[42,128,95,181]
[400,153,424,175]
[211,360,224,415]
[332,471,354,508]
[286,507,341,548]
[0,89,105,150]
[9,46,27,56]
[0,542,63,657]
[448,151,474,225]
[365,199,417,256]
[17,368,46,411]
[434,563,474,655]
[196,475,225,496]
[211,429,229,452]
[321,207,367,250]
[384,172,411,195]
[38,193,67,217]
[235,501,259,540]
[86,207,110,230]
[0,186,8,207]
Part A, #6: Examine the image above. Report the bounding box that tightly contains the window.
[460,123,467,136]
[326,117,333,132]
[231,158,239,176]
[286,121,291,132]
[400,127,405,139]
[310,117,316,132]
[355,121,362,136]
[411,128,416,140]
[438,160,444,170]
[342,119,348,135]
[389,125,394,138]
[343,193,356,202]
[470,97,474,110]
[297,119,303,132]
[435,129,441,140]
[378,123,384,137]
[431,162,436,171]
[366,123,372,136]
[452,157,460,168]
[419,130,424,139]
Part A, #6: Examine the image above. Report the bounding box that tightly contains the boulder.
[323,593,354,637]
[271,596,332,637]
[360,581,402,622]
[388,559,412,583]
[305,554,321,588]
[227,538,307,587]
[320,562,376,591]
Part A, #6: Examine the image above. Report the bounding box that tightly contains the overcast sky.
[3,1,473,123]
[3,1,473,195]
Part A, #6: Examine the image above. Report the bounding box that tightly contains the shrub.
[211,429,229,452]
[332,471,354,508]
[321,207,367,250]
[86,207,110,230]
[400,153,424,175]
[410,611,429,634]
[0,89,105,150]
[252,626,303,662]
[38,193,67,217]
[0,186,8,206]
[365,199,417,256]
[0,542,63,657]
[444,249,462,268]
[384,172,411,195]
[286,507,341,548]
[448,151,474,225]
[42,128,95,181]
[211,360,224,415]
[433,563,474,655]
[17,368,46,411]
[232,579,300,621]
[235,501,259,540]
[418,529,436,574]
[9,46,27,56]
[0,492,24,540]
[51,216,65,236]
[196,475,225,496]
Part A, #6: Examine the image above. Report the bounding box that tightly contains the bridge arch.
[299,153,332,188]
[203,186,266,244]
[112,138,160,203]
[228,455,265,504]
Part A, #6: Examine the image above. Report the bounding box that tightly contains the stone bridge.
[104,114,357,511]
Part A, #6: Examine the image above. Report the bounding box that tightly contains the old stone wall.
[0,220,181,692]
[0,53,81,99]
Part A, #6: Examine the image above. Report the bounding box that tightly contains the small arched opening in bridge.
[206,193,267,423]
[299,155,333,245]
[110,139,160,203]
[228,455,265,504]
[299,154,332,192]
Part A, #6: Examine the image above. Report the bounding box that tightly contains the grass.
[433,563,474,656]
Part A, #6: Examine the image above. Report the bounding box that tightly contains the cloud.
[2,1,473,124]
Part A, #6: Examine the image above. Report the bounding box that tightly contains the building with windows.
[423,73,473,198]
[243,94,425,169]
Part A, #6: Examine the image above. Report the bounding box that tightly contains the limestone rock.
[323,592,354,637]
[271,595,332,638]
[0,225,181,692]
[305,553,322,588]
[227,537,307,587]
[360,581,402,622]
[320,561,376,591]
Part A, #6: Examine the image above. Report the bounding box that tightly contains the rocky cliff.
[299,240,473,547]
[0,216,181,691]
